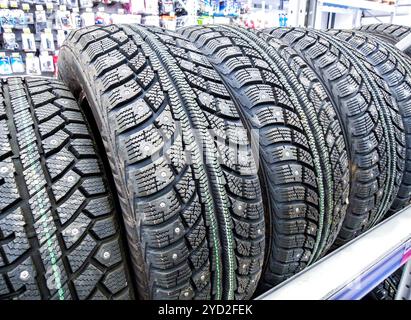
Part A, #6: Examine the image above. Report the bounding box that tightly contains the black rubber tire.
[0,77,133,300]
[58,25,264,300]
[368,268,402,300]
[358,24,411,57]
[327,30,411,216]
[178,25,350,288]
[264,27,406,247]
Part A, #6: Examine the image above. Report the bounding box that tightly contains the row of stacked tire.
[0,23,410,300]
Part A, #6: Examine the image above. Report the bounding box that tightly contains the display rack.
[0,0,145,77]
[256,204,411,300]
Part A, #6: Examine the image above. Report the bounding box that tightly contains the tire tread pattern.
[265,27,406,246]
[328,29,411,215]
[179,25,350,288]
[358,23,411,56]
[59,24,264,300]
[0,77,132,300]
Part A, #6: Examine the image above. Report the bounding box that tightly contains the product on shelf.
[0,54,12,74]
[359,23,411,58]
[55,9,74,29]
[265,27,405,247]
[160,15,176,30]
[35,9,49,33]
[159,0,173,14]
[53,52,58,75]
[330,29,411,218]
[58,24,265,300]
[2,29,19,50]
[39,52,54,71]
[21,30,36,51]
[24,11,34,24]
[0,9,17,28]
[10,9,28,28]
[25,53,41,75]
[180,25,351,290]
[56,29,67,47]
[71,8,81,28]
[10,52,25,72]
[0,77,133,300]
[0,0,175,77]
[40,30,55,51]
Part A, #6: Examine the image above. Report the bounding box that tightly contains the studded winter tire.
[0,77,133,300]
[369,268,402,300]
[265,27,406,247]
[327,29,411,216]
[178,25,350,289]
[58,25,264,300]
[358,24,411,57]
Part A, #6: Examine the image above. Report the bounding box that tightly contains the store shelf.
[319,0,395,13]
[256,204,411,300]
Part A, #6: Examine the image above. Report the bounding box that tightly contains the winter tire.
[327,29,411,215]
[58,25,264,300]
[369,269,402,300]
[359,24,411,57]
[179,25,350,288]
[265,27,406,247]
[0,77,133,300]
